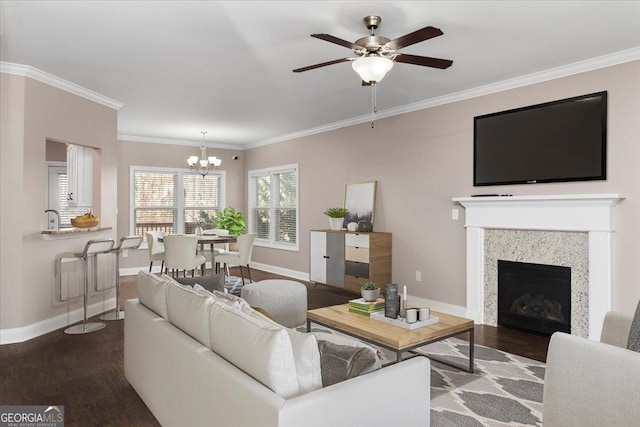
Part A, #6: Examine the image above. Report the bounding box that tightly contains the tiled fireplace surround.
[454,194,624,340]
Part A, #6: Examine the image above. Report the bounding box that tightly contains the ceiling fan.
[293,15,453,85]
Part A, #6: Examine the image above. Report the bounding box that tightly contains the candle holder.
[399,296,407,319]
[384,284,399,319]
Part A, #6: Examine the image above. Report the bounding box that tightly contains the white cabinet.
[311,230,392,294]
[309,231,345,287]
[66,144,93,207]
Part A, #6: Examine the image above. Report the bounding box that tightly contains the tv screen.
[474,91,607,186]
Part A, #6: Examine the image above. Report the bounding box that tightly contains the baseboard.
[406,295,468,318]
[248,261,310,282]
[0,297,116,345]
[122,261,309,281]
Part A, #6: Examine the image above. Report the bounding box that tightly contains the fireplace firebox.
[497,260,571,336]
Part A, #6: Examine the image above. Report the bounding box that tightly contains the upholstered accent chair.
[543,307,640,426]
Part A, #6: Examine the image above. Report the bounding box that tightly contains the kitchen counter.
[41,226,113,240]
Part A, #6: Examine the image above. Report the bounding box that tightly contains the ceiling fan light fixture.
[352,55,393,83]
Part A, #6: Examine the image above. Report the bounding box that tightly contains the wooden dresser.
[309,230,392,294]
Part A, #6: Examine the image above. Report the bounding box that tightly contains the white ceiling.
[2,1,640,149]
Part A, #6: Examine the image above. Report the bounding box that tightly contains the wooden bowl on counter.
[71,217,99,228]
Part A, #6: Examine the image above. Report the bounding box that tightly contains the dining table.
[158,234,237,277]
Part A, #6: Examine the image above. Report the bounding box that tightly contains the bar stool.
[100,236,143,321]
[57,239,115,335]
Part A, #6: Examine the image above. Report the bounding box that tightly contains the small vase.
[361,288,380,302]
[195,226,203,236]
[329,217,343,230]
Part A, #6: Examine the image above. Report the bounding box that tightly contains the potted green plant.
[324,207,349,230]
[215,206,247,236]
[361,281,380,302]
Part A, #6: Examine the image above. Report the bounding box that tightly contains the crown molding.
[118,134,240,151]
[246,46,640,150]
[0,62,123,110]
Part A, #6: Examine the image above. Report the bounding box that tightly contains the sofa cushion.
[136,271,171,319]
[209,302,300,398]
[166,281,214,349]
[627,301,640,352]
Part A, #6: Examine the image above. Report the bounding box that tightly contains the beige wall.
[0,73,118,330]
[245,59,640,314]
[115,140,245,270]
[3,58,638,339]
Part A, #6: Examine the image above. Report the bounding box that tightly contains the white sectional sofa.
[124,272,431,427]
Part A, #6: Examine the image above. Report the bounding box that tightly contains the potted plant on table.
[361,281,380,302]
[215,206,247,236]
[215,206,247,251]
[324,207,349,231]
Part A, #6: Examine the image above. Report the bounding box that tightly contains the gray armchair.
[543,310,640,426]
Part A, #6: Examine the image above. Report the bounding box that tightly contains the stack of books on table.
[348,298,385,316]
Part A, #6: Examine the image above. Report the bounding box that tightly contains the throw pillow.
[174,275,225,293]
[316,340,381,387]
[627,300,640,351]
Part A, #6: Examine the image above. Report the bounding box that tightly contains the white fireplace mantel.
[453,193,625,339]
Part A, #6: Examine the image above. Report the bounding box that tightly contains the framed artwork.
[343,181,377,229]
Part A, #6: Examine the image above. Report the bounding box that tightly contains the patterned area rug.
[416,339,544,426]
[224,275,250,295]
[307,326,544,426]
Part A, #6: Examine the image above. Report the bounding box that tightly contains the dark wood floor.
[0,268,549,425]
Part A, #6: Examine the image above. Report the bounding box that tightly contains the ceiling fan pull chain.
[370,82,379,128]
[371,83,375,128]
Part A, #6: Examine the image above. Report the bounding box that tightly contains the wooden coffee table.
[307,304,475,372]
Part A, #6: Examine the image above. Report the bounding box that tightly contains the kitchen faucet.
[45,209,60,230]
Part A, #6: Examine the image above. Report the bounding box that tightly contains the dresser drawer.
[345,260,369,279]
[345,246,369,263]
[345,233,370,248]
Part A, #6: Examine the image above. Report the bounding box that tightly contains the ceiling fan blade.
[311,34,363,51]
[385,26,443,51]
[394,53,453,69]
[293,58,352,73]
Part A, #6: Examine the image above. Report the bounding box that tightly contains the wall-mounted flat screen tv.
[474,91,607,186]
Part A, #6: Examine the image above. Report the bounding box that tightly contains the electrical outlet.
[452,208,459,220]
[122,250,128,258]
[415,271,422,282]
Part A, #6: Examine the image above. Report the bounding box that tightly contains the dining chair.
[201,228,230,273]
[145,231,166,273]
[216,233,256,285]
[164,234,206,277]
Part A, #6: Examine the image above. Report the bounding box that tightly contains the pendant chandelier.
[187,131,221,177]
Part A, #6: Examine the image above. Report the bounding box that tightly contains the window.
[248,164,298,250]
[130,166,225,238]
[47,163,90,228]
